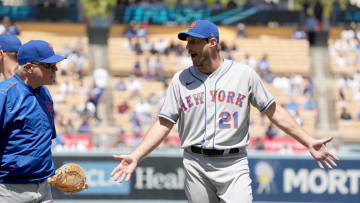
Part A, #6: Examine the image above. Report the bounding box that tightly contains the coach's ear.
[24,62,33,73]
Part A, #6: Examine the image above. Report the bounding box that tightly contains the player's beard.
[193,49,210,68]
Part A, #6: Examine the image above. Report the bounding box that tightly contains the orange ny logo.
[48,43,54,51]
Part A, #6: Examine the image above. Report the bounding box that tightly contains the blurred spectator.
[339,88,345,101]
[289,74,303,96]
[141,38,152,53]
[144,57,155,80]
[330,0,341,25]
[303,95,316,111]
[134,40,143,55]
[115,78,127,91]
[65,118,75,135]
[353,87,360,102]
[129,110,142,132]
[77,80,90,95]
[118,101,130,114]
[135,98,151,116]
[1,17,10,34]
[59,80,74,95]
[123,24,135,39]
[154,39,168,54]
[93,68,109,88]
[135,22,148,38]
[286,99,298,116]
[226,0,237,10]
[243,0,255,10]
[147,92,160,106]
[303,78,315,96]
[302,0,311,17]
[236,23,247,38]
[0,19,6,34]
[80,95,96,119]
[292,26,307,40]
[244,53,256,69]
[273,76,290,94]
[305,11,318,45]
[7,20,20,35]
[356,40,360,64]
[357,111,360,122]
[211,0,224,14]
[108,128,126,149]
[127,75,142,98]
[123,37,134,52]
[262,70,275,84]
[154,55,166,84]
[132,59,143,77]
[253,137,264,150]
[78,117,92,134]
[256,54,271,77]
[313,0,323,24]
[340,107,352,120]
[265,124,278,139]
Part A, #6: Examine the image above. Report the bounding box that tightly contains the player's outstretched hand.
[111,154,138,183]
[308,137,339,169]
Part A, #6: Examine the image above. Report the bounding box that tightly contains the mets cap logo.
[210,33,215,37]
[190,22,196,28]
[48,43,54,51]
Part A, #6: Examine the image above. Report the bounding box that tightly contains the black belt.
[189,146,241,156]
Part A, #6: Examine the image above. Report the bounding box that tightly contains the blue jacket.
[0,75,56,183]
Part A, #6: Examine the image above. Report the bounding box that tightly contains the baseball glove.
[48,163,88,193]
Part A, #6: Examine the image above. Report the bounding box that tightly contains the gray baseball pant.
[183,149,252,203]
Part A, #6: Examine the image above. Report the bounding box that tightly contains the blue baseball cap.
[178,20,219,43]
[18,40,65,65]
[0,34,21,52]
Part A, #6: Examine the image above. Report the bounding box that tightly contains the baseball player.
[111,20,339,203]
[0,33,22,80]
[0,40,65,202]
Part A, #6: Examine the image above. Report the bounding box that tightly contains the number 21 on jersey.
[219,111,238,128]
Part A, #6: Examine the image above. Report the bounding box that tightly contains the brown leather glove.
[48,163,88,193]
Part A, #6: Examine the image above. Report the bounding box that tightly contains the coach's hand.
[308,137,339,169]
[111,154,138,183]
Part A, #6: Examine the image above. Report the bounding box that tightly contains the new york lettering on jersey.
[180,90,247,112]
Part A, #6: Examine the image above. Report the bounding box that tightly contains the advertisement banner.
[52,153,360,202]
[52,155,185,200]
[248,156,360,203]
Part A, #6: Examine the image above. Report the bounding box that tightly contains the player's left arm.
[265,101,339,169]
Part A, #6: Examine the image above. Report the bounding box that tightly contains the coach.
[0,33,21,80]
[0,40,65,202]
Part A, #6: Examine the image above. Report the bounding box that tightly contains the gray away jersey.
[159,59,275,149]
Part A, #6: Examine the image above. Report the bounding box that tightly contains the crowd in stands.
[0,16,20,36]
[0,15,321,152]
[329,23,360,127]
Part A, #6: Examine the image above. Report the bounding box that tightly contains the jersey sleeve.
[0,90,6,135]
[158,76,181,123]
[248,69,275,112]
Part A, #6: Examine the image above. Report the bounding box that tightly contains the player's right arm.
[111,117,174,183]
